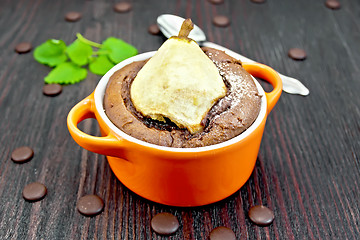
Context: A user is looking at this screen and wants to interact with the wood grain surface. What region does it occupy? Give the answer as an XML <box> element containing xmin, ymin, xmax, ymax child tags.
<box><xmin>0</xmin><ymin>0</ymin><xmax>359</xmax><ymax>239</ymax></box>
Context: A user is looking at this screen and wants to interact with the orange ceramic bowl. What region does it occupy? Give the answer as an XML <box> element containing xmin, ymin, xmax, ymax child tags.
<box><xmin>67</xmin><ymin>50</ymin><xmax>282</xmax><ymax>207</ymax></box>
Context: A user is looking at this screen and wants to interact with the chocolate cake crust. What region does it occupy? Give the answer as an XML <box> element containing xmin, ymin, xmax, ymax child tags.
<box><xmin>103</xmin><ymin>47</ymin><xmax>261</xmax><ymax>147</ymax></box>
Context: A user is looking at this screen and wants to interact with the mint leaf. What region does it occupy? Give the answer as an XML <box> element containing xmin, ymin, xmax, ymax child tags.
<box><xmin>89</xmin><ymin>55</ymin><xmax>115</xmax><ymax>75</ymax></box>
<box><xmin>44</xmin><ymin>62</ymin><xmax>87</xmax><ymax>84</ymax></box>
<box><xmin>66</xmin><ymin>39</ymin><xmax>93</xmax><ymax>66</ymax></box>
<box><xmin>33</xmin><ymin>39</ymin><xmax>67</xmax><ymax>67</ymax></box>
<box><xmin>101</xmin><ymin>37</ymin><xmax>138</xmax><ymax>64</ymax></box>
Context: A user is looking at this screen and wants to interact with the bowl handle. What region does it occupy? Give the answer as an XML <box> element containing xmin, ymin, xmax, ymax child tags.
<box><xmin>242</xmin><ymin>62</ymin><xmax>282</xmax><ymax>114</ymax></box>
<box><xmin>67</xmin><ymin>92</ymin><xmax>124</xmax><ymax>156</ymax></box>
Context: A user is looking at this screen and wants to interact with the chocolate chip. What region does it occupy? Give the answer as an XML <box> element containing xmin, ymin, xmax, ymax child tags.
<box><xmin>151</xmin><ymin>212</ymin><xmax>179</xmax><ymax>235</ymax></box>
<box><xmin>209</xmin><ymin>226</ymin><xmax>236</xmax><ymax>240</ymax></box>
<box><xmin>11</xmin><ymin>146</ymin><xmax>34</xmax><ymax>163</ymax></box>
<box><xmin>77</xmin><ymin>194</ymin><xmax>104</xmax><ymax>216</ymax></box>
<box><xmin>251</xmin><ymin>0</ymin><xmax>266</xmax><ymax>3</ymax></box>
<box><xmin>248</xmin><ymin>205</ymin><xmax>274</xmax><ymax>226</ymax></box>
<box><xmin>208</xmin><ymin>0</ymin><xmax>224</xmax><ymax>4</ymax></box>
<box><xmin>65</xmin><ymin>11</ymin><xmax>82</xmax><ymax>22</ymax></box>
<box><xmin>325</xmin><ymin>0</ymin><xmax>341</xmax><ymax>9</ymax></box>
<box><xmin>212</xmin><ymin>15</ymin><xmax>231</xmax><ymax>27</ymax></box>
<box><xmin>113</xmin><ymin>2</ymin><xmax>132</xmax><ymax>13</ymax></box>
<box><xmin>23</xmin><ymin>182</ymin><xmax>47</xmax><ymax>201</ymax></box>
<box><xmin>288</xmin><ymin>48</ymin><xmax>307</xmax><ymax>61</ymax></box>
<box><xmin>43</xmin><ymin>84</ymin><xmax>62</xmax><ymax>96</ymax></box>
<box><xmin>148</xmin><ymin>24</ymin><xmax>160</xmax><ymax>35</ymax></box>
<box><xmin>15</xmin><ymin>42</ymin><xmax>32</xmax><ymax>54</ymax></box>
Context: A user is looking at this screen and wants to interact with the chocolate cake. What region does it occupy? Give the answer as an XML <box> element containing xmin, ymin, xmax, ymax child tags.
<box><xmin>103</xmin><ymin>47</ymin><xmax>262</xmax><ymax>147</ymax></box>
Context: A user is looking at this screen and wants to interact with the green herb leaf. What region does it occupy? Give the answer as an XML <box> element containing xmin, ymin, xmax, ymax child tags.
<box><xmin>44</xmin><ymin>62</ymin><xmax>87</xmax><ymax>84</ymax></box>
<box><xmin>89</xmin><ymin>55</ymin><xmax>115</xmax><ymax>75</ymax></box>
<box><xmin>66</xmin><ymin>39</ymin><xmax>93</xmax><ymax>66</ymax></box>
<box><xmin>33</xmin><ymin>39</ymin><xmax>67</xmax><ymax>67</ymax></box>
<box><xmin>101</xmin><ymin>37</ymin><xmax>138</xmax><ymax>64</ymax></box>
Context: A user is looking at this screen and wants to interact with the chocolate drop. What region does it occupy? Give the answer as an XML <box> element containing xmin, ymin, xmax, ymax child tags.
<box><xmin>151</xmin><ymin>212</ymin><xmax>179</xmax><ymax>235</ymax></box>
<box><xmin>11</xmin><ymin>146</ymin><xmax>34</xmax><ymax>163</ymax></box>
<box><xmin>77</xmin><ymin>194</ymin><xmax>104</xmax><ymax>216</ymax></box>
<box><xmin>209</xmin><ymin>226</ymin><xmax>236</xmax><ymax>240</ymax></box>
<box><xmin>23</xmin><ymin>182</ymin><xmax>47</xmax><ymax>201</ymax></box>
<box><xmin>248</xmin><ymin>205</ymin><xmax>275</xmax><ymax>226</ymax></box>
<box><xmin>288</xmin><ymin>48</ymin><xmax>307</xmax><ymax>61</ymax></box>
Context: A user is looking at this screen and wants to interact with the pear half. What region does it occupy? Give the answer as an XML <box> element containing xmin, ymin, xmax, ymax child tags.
<box><xmin>130</xmin><ymin>20</ymin><xmax>226</xmax><ymax>134</ymax></box>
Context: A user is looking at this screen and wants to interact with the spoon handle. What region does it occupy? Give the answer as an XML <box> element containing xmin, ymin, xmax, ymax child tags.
<box><xmin>202</xmin><ymin>42</ymin><xmax>309</xmax><ymax>96</ymax></box>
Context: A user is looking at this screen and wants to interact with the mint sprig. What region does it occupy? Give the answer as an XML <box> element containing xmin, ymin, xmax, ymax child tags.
<box><xmin>34</xmin><ymin>33</ymin><xmax>138</xmax><ymax>84</ymax></box>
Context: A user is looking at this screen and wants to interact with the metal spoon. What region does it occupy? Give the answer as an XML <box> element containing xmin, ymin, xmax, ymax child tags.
<box><xmin>157</xmin><ymin>14</ymin><xmax>310</xmax><ymax>96</ymax></box>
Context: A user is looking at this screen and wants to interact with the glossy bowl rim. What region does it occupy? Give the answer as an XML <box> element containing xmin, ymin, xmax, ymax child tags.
<box><xmin>93</xmin><ymin>51</ymin><xmax>267</xmax><ymax>153</ymax></box>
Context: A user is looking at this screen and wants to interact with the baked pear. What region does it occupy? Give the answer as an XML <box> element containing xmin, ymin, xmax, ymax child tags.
<box><xmin>130</xmin><ymin>19</ymin><xmax>226</xmax><ymax>134</ymax></box>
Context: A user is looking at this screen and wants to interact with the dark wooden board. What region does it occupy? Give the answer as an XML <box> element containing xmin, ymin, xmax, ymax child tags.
<box><xmin>0</xmin><ymin>0</ymin><xmax>359</xmax><ymax>239</ymax></box>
